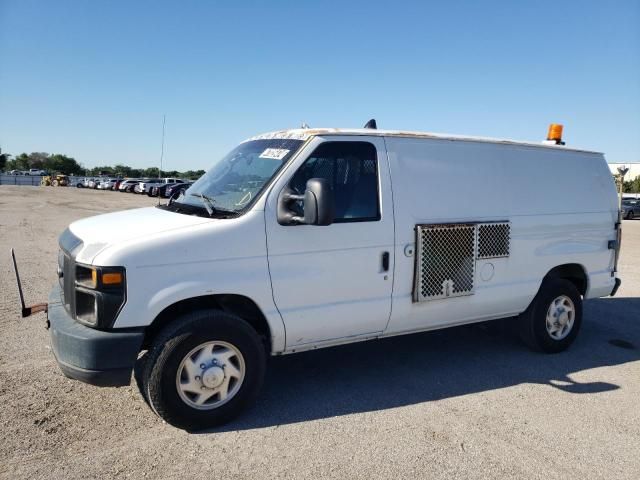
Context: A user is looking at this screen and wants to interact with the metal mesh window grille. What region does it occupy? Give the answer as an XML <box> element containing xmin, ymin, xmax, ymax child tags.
<box><xmin>414</xmin><ymin>224</ymin><xmax>477</xmax><ymax>302</ymax></box>
<box><xmin>477</xmin><ymin>222</ymin><xmax>510</xmax><ymax>259</ymax></box>
<box><xmin>413</xmin><ymin>221</ymin><xmax>511</xmax><ymax>302</ymax></box>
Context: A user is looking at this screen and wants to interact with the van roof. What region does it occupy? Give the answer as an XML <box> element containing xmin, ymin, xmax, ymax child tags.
<box><xmin>245</xmin><ymin>128</ymin><xmax>602</xmax><ymax>155</ymax></box>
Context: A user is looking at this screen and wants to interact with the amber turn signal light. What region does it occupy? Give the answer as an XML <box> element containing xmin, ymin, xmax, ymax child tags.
<box><xmin>101</xmin><ymin>272</ymin><xmax>123</xmax><ymax>285</ymax></box>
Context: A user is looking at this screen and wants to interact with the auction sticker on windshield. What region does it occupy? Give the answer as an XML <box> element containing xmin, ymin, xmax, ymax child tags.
<box><xmin>259</xmin><ymin>148</ymin><xmax>290</xmax><ymax>160</ymax></box>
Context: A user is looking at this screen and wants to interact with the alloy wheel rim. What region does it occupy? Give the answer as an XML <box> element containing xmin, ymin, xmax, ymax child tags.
<box><xmin>175</xmin><ymin>341</ymin><xmax>245</xmax><ymax>410</ymax></box>
<box><xmin>545</xmin><ymin>295</ymin><xmax>575</xmax><ymax>340</ymax></box>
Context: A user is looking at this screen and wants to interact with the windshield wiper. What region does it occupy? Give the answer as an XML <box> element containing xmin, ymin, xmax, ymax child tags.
<box><xmin>190</xmin><ymin>192</ymin><xmax>216</xmax><ymax>216</ymax></box>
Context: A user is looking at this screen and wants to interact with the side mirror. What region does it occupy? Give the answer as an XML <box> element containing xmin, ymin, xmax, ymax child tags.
<box><xmin>278</xmin><ymin>178</ymin><xmax>335</xmax><ymax>226</ymax></box>
<box><xmin>302</xmin><ymin>178</ymin><xmax>334</xmax><ymax>225</ymax></box>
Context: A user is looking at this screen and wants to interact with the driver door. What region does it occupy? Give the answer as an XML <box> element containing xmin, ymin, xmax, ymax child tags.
<box><xmin>264</xmin><ymin>136</ymin><xmax>395</xmax><ymax>349</ymax></box>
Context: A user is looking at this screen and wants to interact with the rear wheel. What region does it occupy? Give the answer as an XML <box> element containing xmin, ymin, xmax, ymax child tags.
<box><xmin>519</xmin><ymin>278</ymin><xmax>582</xmax><ymax>353</ymax></box>
<box><xmin>141</xmin><ymin>310</ymin><xmax>266</xmax><ymax>430</ymax></box>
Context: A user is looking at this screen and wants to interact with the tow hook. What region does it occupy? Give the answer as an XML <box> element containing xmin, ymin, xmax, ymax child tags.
<box><xmin>10</xmin><ymin>249</ymin><xmax>49</xmax><ymax>328</ymax></box>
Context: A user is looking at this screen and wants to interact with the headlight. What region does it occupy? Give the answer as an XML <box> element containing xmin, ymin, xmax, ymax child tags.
<box><xmin>74</xmin><ymin>264</ymin><xmax>126</xmax><ymax>328</ymax></box>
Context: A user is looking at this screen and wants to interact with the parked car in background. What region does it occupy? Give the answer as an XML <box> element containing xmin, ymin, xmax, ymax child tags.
<box><xmin>622</xmin><ymin>199</ymin><xmax>640</xmax><ymax>219</ymax></box>
<box><xmin>97</xmin><ymin>178</ymin><xmax>120</xmax><ymax>190</ymax></box>
<box><xmin>86</xmin><ymin>178</ymin><xmax>103</xmax><ymax>189</ymax></box>
<box><xmin>132</xmin><ymin>178</ymin><xmax>154</xmax><ymax>194</ymax></box>
<box><xmin>149</xmin><ymin>180</ymin><xmax>187</xmax><ymax>197</ymax></box>
<box><xmin>118</xmin><ymin>179</ymin><xmax>140</xmax><ymax>192</ymax></box>
<box><xmin>27</xmin><ymin>168</ymin><xmax>47</xmax><ymax>175</ymax></box>
<box><xmin>164</xmin><ymin>181</ymin><xmax>194</xmax><ymax>198</ymax></box>
<box><xmin>137</xmin><ymin>177</ymin><xmax>181</xmax><ymax>195</ymax></box>
<box><xmin>8</xmin><ymin>170</ymin><xmax>24</xmax><ymax>175</ymax></box>
<box><xmin>87</xmin><ymin>178</ymin><xmax>98</xmax><ymax>189</ymax></box>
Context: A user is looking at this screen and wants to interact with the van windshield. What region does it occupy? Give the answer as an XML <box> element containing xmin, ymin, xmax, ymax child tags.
<box><xmin>173</xmin><ymin>138</ymin><xmax>304</xmax><ymax>216</ymax></box>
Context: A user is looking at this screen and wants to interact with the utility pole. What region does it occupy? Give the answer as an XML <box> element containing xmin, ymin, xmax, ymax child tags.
<box><xmin>158</xmin><ymin>115</ymin><xmax>166</xmax><ymax>205</ymax></box>
<box><xmin>159</xmin><ymin>114</ymin><xmax>166</xmax><ymax>180</ymax></box>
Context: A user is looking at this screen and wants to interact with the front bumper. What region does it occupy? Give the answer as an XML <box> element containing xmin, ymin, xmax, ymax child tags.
<box><xmin>48</xmin><ymin>285</ymin><xmax>144</xmax><ymax>387</ymax></box>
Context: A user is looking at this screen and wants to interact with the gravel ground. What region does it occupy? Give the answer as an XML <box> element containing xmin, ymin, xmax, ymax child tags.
<box><xmin>1</xmin><ymin>185</ymin><xmax>639</xmax><ymax>480</ymax></box>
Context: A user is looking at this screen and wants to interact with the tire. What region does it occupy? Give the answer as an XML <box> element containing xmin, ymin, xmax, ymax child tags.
<box><xmin>629</xmin><ymin>211</ymin><xmax>635</xmax><ymax>220</ymax></box>
<box><xmin>518</xmin><ymin>278</ymin><xmax>582</xmax><ymax>353</ymax></box>
<box><xmin>52</xmin><ymin>180</ymin><xmax>59</xmax><ymax>186</ymax></box>
<box><xmin>141</xmin><ymin>310</ymin><xmax>266</xmax><ymax>431</ymax></box>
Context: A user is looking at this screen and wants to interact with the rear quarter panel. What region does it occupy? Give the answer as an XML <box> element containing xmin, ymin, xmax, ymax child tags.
<box><xmin>384</xmin><ymin>137</ymin><xmax>617</xmax><ymax>334</ymax></box>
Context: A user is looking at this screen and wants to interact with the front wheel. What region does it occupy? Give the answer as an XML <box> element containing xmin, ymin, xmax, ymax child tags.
<box><xmin>141</xmin><ymin>310</ymin><xmax>266</xmax><ymax>430</ymax></box>
<box><xmin>518</xmin><ymin>278</ymin><xmax>582</xmax><ymax>353</ymax></box>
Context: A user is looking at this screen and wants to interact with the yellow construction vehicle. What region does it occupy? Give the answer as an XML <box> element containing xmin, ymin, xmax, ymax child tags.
<box><xmin>41</xmin><ymin>174</ymin><xmax>70</xmax><ymax>187</ymax></box>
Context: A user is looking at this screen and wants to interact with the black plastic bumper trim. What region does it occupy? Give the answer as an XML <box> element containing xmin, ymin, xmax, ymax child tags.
<box><xmin>48</xmin><ymin>285</ymin><xmax>144</xmax><ymax>387</ymax></box>
<box><xmin>55</xmin><ymin>357</ymin><xmax>135</xmax><ymax>387</ymax></box>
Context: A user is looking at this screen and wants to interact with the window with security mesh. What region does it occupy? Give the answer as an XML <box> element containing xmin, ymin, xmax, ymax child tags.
<box><xmin>289</xmin><ymin>141</ymin><xmax>380</xmax><ymax>222</ymax></box>
<box><xmin>477</xmin><ymin>222</ymin><xmax>510</xmax><ymax>259</ymax></box>
<box><xmin>414</xmin><ymin>224</ymin><xmax>476</xmax><ymax>302</ymax></box>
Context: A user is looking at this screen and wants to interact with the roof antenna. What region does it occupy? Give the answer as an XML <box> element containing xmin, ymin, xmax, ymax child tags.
<box><xmin>301</xmin><ymin>122</ymin><xmax>310</xmax><ymax>129</ymax></box>
<box><xmin>158</xmin><ymin>114</ymin><xmax>166</xmax><ymax>206</ymax></box>
<box><xmin>363</xmin><ymin>118</ymin><xmax>377</xmax><ymax>129</ymax></box>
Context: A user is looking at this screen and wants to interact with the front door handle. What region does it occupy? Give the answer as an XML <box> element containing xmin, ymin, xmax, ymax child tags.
<box><xmin>381</xmin><ymin>251</ymin><xmax>390</xmax><ymax>272</ymax></box>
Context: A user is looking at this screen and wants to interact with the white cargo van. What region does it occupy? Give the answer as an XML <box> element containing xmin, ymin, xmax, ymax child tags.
<box><xmin>35</xmin><ymin>123</ymin><xmax>621</xmax><ymax>430</ymax></box>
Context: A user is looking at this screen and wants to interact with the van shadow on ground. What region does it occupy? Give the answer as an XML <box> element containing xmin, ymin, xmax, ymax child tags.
<box><xmin>204</xmin><ymin>297</ymin><xmax>640</xmax><ymax>433</ymax></box>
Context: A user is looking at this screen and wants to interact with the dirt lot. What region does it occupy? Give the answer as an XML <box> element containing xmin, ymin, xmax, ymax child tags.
<box><xmin>0</xmin><ymin>185</ymin><xmax>639</xmax><ymax>479</ymax></box>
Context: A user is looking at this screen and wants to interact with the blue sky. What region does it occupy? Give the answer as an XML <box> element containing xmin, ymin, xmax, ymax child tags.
<box><xmin>1</xmin><ymin>0</ymin><xmax>639</xmax><ymax>171</ymax></box>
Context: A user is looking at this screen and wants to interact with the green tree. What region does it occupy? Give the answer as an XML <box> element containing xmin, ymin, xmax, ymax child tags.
<box><xmin>28</xmin><ymin>152</ymin><xmax>49</xmax><ymax>169</ymax></box>
<box><xmin>113</xmin><ymin>164</ymin><xmax>132</xmax><ymax>177</ymax></box>
<box><xmin>624</xmin><ymin>176</ymin><xmax>640</xmax><ymax>193</ymax></box>
<box><xmin>143</xmin><ymin>167</ymin><xmax>160</xmax><ymax>177</ymax></box>
<box><xmin>13</xmin><ymin>153</ymin><xmax>31</xmax><ymax>170</ymax></box>
<box><xmin>0</xmin><ymin>152</ymin><xmax>9</xmax><ymax>171</ymax></box>
<box><xmin>183</xmin><ymin>169</ymin><xmax>205</xmax><ymax>179</ymax></box>
<box><xmin>45</xmin><ymin>154</ymin><xmax>83</xmax><ymax>175</ymax></box>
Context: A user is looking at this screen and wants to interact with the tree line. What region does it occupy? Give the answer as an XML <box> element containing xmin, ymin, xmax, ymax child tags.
<box><xmin>0</xmin><ymin>151</ymin><xmax>205</xmax><ymax>180</ymax></box>
<box><xmin>614</xmin><ymin>174</ymin><xmax>640</xmax><ymax>194</ymax></box>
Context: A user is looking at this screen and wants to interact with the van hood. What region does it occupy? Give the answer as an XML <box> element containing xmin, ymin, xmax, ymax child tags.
<box><xmin>65</xmin><ymin>207</ymin><xmax>212</xmax><ymax>263</ymax></box>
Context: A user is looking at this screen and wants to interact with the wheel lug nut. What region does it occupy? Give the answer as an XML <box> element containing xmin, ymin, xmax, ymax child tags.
<box><xmin>200</xmin><ymin>364</ymin><xmax>205</xmax><ymax>369</ymax></box>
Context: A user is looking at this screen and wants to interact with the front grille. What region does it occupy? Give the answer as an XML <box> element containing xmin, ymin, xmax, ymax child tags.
<box><xmin>58</xmin><ymin>228</ymin><xmax>83</xmax><ymax>318</ymax></box>
<box><xmin>61</xmin><ymin>250</ymin><xmax>76</xmax><ymax>316</ymax></box>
